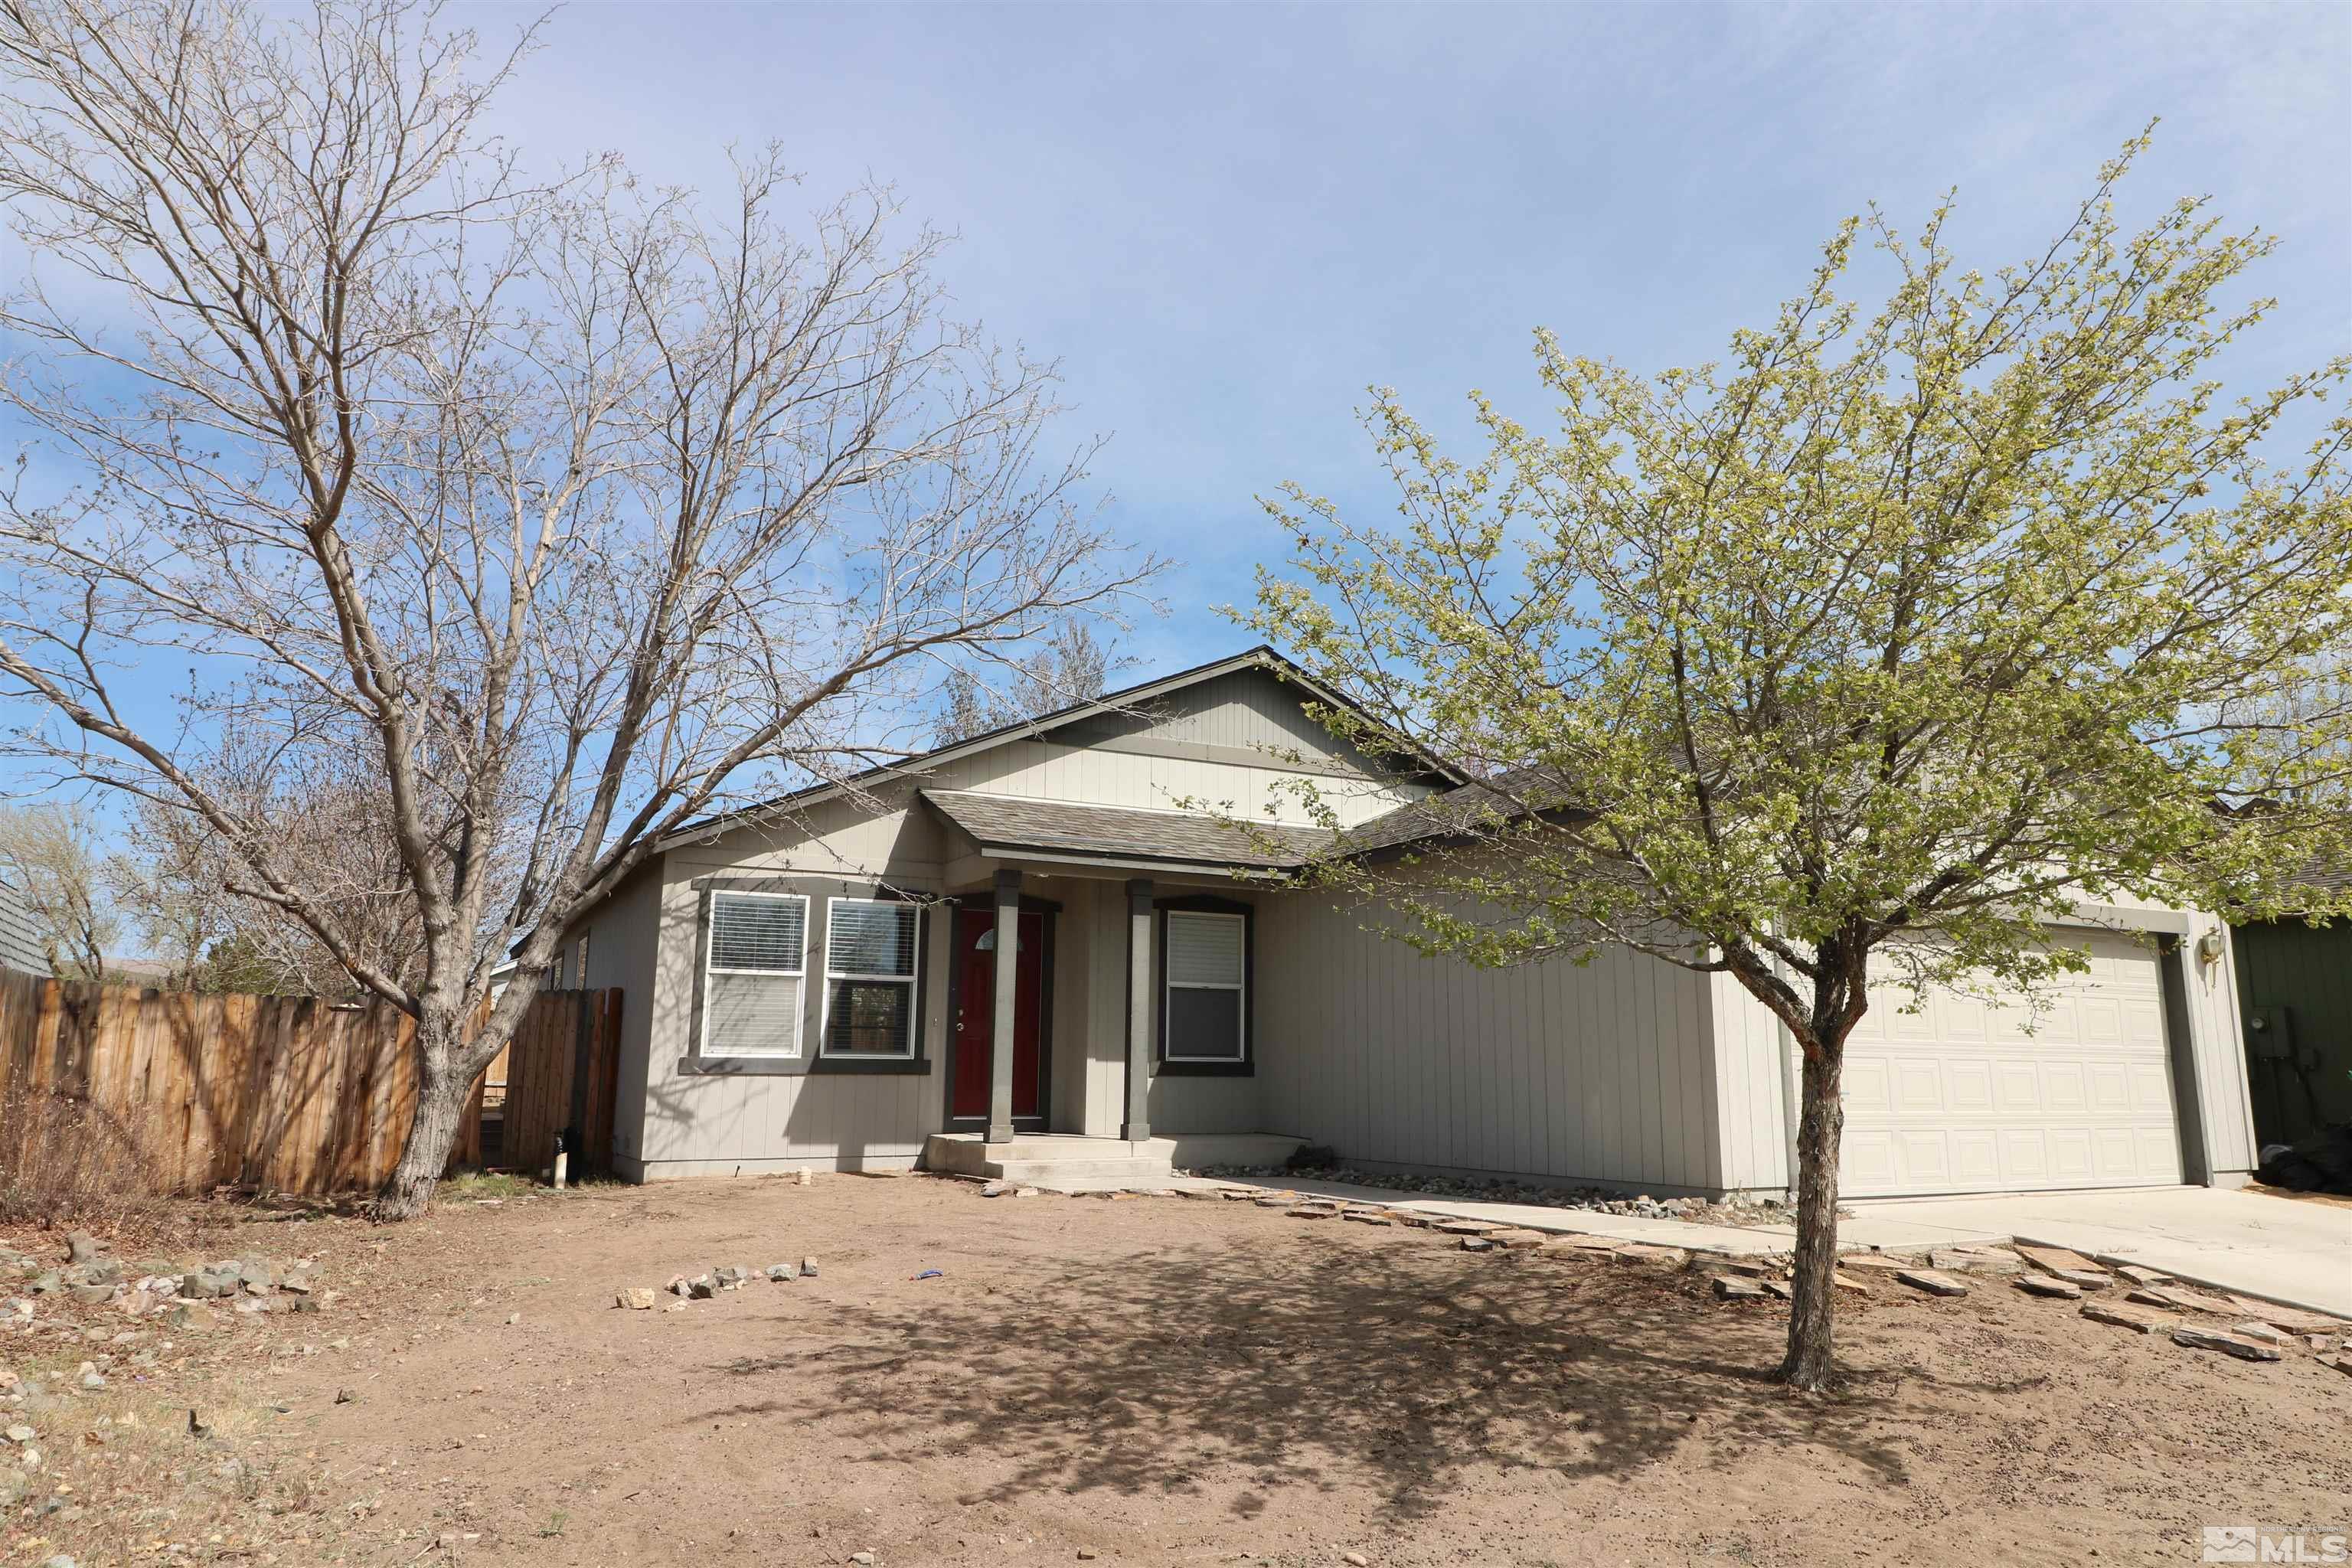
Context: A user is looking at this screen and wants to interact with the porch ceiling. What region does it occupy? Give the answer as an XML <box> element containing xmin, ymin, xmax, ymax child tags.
<box><xmin>920</xmin><ymin>788</ymin><xmax>1331</xmax><ymax>871</ymax></box>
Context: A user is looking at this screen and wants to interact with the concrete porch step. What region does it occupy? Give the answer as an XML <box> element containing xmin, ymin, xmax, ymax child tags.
<box><xmin>923</xmin><ymin>1131</ymin><xmax>1305</xmax><ymax>1185</ymax></box>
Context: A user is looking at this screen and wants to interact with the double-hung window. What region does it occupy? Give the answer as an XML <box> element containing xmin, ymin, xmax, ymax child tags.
<box><xmin>822</xmin><ymin>897</ymin><xmax>920</xmax><ymax>1058</ymax></box>
<box><xmin>702</xmin><ymin>891</ymin><xmax>808</xmax><ymax>1057</ymax></box>
<box><xmin>1163</xmin><ymin>908</ymin><xmax>1246</xmax><ymax>1063</ymax></box>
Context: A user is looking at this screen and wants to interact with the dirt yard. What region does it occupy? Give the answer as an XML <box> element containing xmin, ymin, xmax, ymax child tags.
<box><xmin>5</xmin><ymin>1174</ymin><xmax>2349</xmax><ymax>1567</ymax></box>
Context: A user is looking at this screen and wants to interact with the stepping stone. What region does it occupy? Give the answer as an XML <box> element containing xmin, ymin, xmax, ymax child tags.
<box><xmin>1932</xmin><ymin>1248</ymin><xmax>2022</xmax><ymax>1276</ymax></box>
<box><xmin>2014</xmin><ymin>1273</ymin><xmax>2082</xmax><ymax>1300</ymax></box>
<box><xmin>1839</xmin><ymin>1253</ymin><xmax>1916</xmax><ymax>1272</ymax></box>
<box><xmin>1717</xmin><ymin>1258</ymin><xmax>1777</xmax><ymax>1278</ymax></box>
<box><xmin>1219</xmin><ymin>1189</ymin><xmax>1258</xmax><ymax>1201</ymax></box>
<box><xmin>2048</xmin><ymin>1267</ymin><xmax>2111</xmax><ymax>1291</ymax></box>
<box><xmin>2082</xmin><ymin>1301</ymin><xmax>2172</xmax><ymax>1334</ymax></box>
<box><xmin>1555</xmin><ymin>1236</ymin><xmax>1625</xmax><ymax>1253</ymax></box>
<box><xmin>2321</xmin><ymin>1354</ymin><xmax>2352</xmax><ymax>1379</ymax></box>
<box><xmin>1287</xmin><ymin>1207</ymin><xmax>1337</xmax><ymax>1220</ymax></box>
<box><xmin>1486</xmin><ymin>1230</ymin><xmax>1550</xmax><ymax>1249</ymax></box>
<box><xmin>1253</xmin><ymin>1198</ymin><xmax>1293</xmax><ymax>1210</ymax></box>
<box><xmin>1760</xmin><ymin>1279</ymin><xmax>1792</xmax><ymax>1301</ymax></box>
<box><xmin>2128</xmin><ymin>1285</ymin><xmax>2236</xmax><ymax>1316</ymax></box>
<box><xmin>1389</xmin><ymin>1213</ymin><xmax>1439</xmax><ymax>1229</ymax></box>
<box><xmin>1436</xmin><ymin>1222</ymin><xmax>1496</xmax><ymax>1236</ymax></box>
<box><xmin>1609</xmin><ymin>1244</ymin><xmax>1689</xmax><ymax>1268</ymax></box>
<box><xmin>1341</xmin><ymin>1210</ymin><xmax>1394</xmax><ymax>1227</ymax></box>
<box><xmin>1832</xmin><ymin>1271</ymin><xmax>1872</xmax><ymax>1295</ymax></box>
<box><xmin>1896</xmin><ymin>1269</ymin><xmax>1969</xmax><ymax>1298</ymax></box>
<box><xmin>1712</xmin><ymin>1276</ymin><xmax>1768</xmax><ymax>1302</ymax></box>
<box><xmin>2171</xmin><ymin>1325</ymin><xmax>2282</xmax><ymax>1362</ymax></box>
<box><xmin>2014</xmin><ymin>1243</ymin><xmax>2102</xmax><ymax>1275</ymax></box>
<box><xmin>1460</xmin><ymin>1236</ymin><xmax>1497</xmax><ymax>1253</ymax></box>
<box><xmin>2117</xmin><ymin>1265</ymin><xmax>2172</xmax><ymax>1287</ymax></box>
<box><xmin>2230</xmin><ymin>1321</ymin><xmax>2294</xmax><ymax>1347</ymax></box>
<box><xmin>2242</xmin><ymin>1305</ymin><xmax>2350</xmax><ymax>1335</ymax></box>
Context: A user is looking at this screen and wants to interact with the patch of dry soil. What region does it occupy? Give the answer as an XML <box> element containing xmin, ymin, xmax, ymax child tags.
<box><xmin>9</xmin><ymin>1174</ymin><xmax>2348</xmax><ymax>1566</ymax></box>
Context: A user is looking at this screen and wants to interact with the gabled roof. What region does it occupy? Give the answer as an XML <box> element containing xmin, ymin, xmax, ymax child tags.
<box><xmin>654</xmin><ymin>644</ymin><xmax>1461</xmax><ymax>852</ymax></box>
<box><xmin>921</xmin><ymin>789</ymin><xmax>1332</xmax><ymax>871</ymax></box>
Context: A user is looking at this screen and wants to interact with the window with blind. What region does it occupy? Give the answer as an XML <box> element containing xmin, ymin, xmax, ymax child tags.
<box><xmin>701</xmin><ymin>891</ymin><xmax>807</xmax><ymax>1057</ymax></box>
<box><xmin>1164</xmin><ymin>908</ymin><xmax>1246</xmax><ymax>1062</ymax></box>
<box><xmin>822</xmin><ymin>897</ymin><xmax>920</xmax><ymax>1057</ymax></box>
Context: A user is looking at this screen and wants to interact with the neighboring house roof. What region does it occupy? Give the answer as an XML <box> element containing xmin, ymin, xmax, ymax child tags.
<box><xmin>921</xmin><ymin>789</ymin><xmax>1334</xmax><ymax>871</ymax></box>
<box><xmin>654</xmin><ymin>645</ymin><xmax>1462</xmax><ymax>853</ymax></box>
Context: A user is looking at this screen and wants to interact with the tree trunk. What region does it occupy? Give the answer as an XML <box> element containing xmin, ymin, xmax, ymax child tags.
<box><xmin>1778</xmin><ymin>1034</ymin><xmax>1845</xmax><ymax>1390</ymax></box>
<box><xmin>375</xmin><ymin>1016</ymin><xmax>472</xmax><ymax>1220</ymax></box>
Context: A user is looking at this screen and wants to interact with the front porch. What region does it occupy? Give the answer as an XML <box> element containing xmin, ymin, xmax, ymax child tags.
<box><xmin>925</xmin><ymin>789</ymin><xmax>1299</xmax><ymax>1153</ymax></box>
<box><xmin>923</xmin><ymin>1130</ymin><xmax>1306</xmax><ymax>1186</ymax></box>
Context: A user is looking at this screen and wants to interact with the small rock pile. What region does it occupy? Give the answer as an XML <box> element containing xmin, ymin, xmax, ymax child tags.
<box><xmin>616</xmin><ymin>1258</ymin><xmax>819</xmax><ymax>1310</ymax></box>
<box><xmin>1</xmin><ymin>1230</ymin><xmax>335</xmax><ymax>1334</ymax></box>
<box><xmin>1194</xmin><ymin>1164</ymin><xmax>1782</xmax><ymax>1226</ymax></box>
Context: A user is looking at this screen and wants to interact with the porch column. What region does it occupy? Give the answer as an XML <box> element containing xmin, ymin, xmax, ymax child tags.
<box><xmin>1122</xmin><ymin>877</ymin><xmax>1154</xmax><ymax>1143</ymax></box>
<box><xmin>986</xmin><ymin>867</ymin><xmax>1022</xmax><ymax>1144</ymax></box>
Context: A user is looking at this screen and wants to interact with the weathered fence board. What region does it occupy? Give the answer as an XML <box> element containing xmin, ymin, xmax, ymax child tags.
<box><xmin>0</xmin><ymin>971</ymin><xmax>619</xmax><ymax>1197</ymax></box>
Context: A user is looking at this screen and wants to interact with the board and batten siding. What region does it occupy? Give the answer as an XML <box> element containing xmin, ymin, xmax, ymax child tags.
<box><xmin>1706</xmin><ymin>908</ymin><xmax>2262</xmax><ymax>1194</ymax></box>
<box><xmin>1253</xmin><ymin>893</ymin><xmax>1724</xmax><ymax>1194</ymax></box>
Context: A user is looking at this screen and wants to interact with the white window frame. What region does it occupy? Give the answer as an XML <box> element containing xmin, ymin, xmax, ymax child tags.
<box><xmin>701</xmin><ymin>890</ymin><xmax>808</xmax><ymax>1059</ymax></box>
<box><xmin>1162</xmin><ymin>909</ymin><xmax>1247</xmax><ymax>1063</ymax></box>
<box><xmin>818</xmin><ymin>896</ymin><xmax>922</xmax><ymax>1060</ymax></box>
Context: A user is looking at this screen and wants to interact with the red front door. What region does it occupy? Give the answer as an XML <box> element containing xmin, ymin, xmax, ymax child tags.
<box><xmin>951</xmin><ymin>906</ymin><xmax>1047</xmax><ymax>1122</ymax></box>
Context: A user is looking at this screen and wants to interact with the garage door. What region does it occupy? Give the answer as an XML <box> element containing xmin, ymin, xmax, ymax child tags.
<box><xmin>1838</xmin><ymin>931</ymin><xmax>2184</xmax><ymax>1197</ymax></box>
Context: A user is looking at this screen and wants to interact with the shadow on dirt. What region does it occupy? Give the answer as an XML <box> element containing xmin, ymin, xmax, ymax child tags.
<box><xmin>693</xmin><ymin>1233</ymin><xmax>2038</xmax><ymax>1520</ymax></box>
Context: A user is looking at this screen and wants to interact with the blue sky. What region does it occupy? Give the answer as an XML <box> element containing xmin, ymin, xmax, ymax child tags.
<box><xmin>474</xmin><ymin>0</ymin><xmax>2351</xmax><ymax>678</ymax></box>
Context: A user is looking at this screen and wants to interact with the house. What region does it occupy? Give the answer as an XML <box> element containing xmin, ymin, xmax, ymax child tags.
<box><xmin>0</xmin><ymin>876</ymin><xmax>47</xmax><ymax>976</ymax></box>
<box><xmin>564</xmin><ymin>646</ymin><xmax>2263</xmax><ymax>1198</ymax></box>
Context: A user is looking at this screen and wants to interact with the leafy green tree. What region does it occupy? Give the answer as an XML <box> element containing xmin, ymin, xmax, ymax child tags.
<box><xmin>1249</xmin><ymin>140</ymin><xmax>2352</xmax><ymax>1389</ymax></box>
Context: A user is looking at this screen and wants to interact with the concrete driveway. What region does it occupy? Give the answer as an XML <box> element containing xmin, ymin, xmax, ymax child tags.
<box><xmin>1832</xmin><ymin>1187</ymin><xmax>2352</xmax><ymax>1318</ymax></box>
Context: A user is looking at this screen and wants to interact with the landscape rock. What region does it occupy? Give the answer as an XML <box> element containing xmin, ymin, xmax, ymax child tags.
<box><xmin>1288</xmin><ymin>1207</ymin><xmax>1337</xmax><ymax>1220</ymax></box>
<box><xmin>1712</xmin><ymin>1276</ymin><xmax>1767</xmax><ymax>1301</ymax></box>
<box><xmin>2171</xmin><ymin>1325</ymin><xmax>2282</xmax><ymax>1362</ymax></box>
<box><xmin>1760</xmin><ymin>1279</ymin><xmax>1792</xmax><ymax>1301</ymax></box>
<box><xmin>2014</xmin><ymin>1274</ymin><xmax>2082</xmax><ymax>1300</ymax></box>
<box><xmin>1459</xmin><ymin>1236</ymin><xmax>1495</xmax><ymax>1253</ymax></box>
<box><xmin>2047</xmin><ymin>1267</ymin><xmax>2111</xmax><ymax>1291</ymax></box>
<box><xmin>2116</xmin><ymin>1265</ymin><xmax>2171</xmax><ymax>1287</ymax></box>
<box><xmin>1610</xmin><ymin>1244</ymin><xmax>1689</xmax><ymax>1268</ymax></box>
<box><xmin>2230</xmin><ymin>1321</ymin><xmax>2293</xmax><ymax>1347</ymax></box>
<box><xmin>687</xmin><ymin>1276</ymin><xmax>717</xmax><ymax>1301</ymax></box>
<box><xmin>1838</xmin><ymin>1253</ymin><xmax>1916</xmax><ymax>1272</ymax></box>
<box><xmin>2014</xmin><ymin>1243</ymin><xmax>2101</xmax><ymax>1275</ymax></box>
<box><xmin>1341</xmin><ymin>1210</ymin><xmax>1394</xmax><ymax>1227</ymax></box>
<box><xmin>616</xmin><ymin>1289</ymin><xmax>656</xmax><ymax>1311</ymax></box>
<box><xmin>2081</xmin><ymin>1301</ymin><xmax>2174</xmax><ymax>1334</ymax></box>
<box><xmin>766</xmin><ymin>1264</ymin><xmax>795</xmax><ymax>1282</ymax></box>
<box><xmin>1895</xmin><ymin>1269</ymin><xmax>1968</xmax><ymax>1298</ymax></box>
<box><xmin>2320</xmin><ymin>1354</ymin><xmax>2352</xmax><ymax>1378</ymax></box>
<box><xmin>799</xmin><ymin>1259</ymin><xmax>818</xmax><ymax>1279</ymax></box>
<box><xmin>2127</xmin><ymin>1285</ymin><xmax>2237</xmax><ymax>1316</ymax></box>
<box><xmin>64</xmin><ymin>1234</ymin><xmax>103</xmax><ymax>1266</ymax></box>
<box><xmin>1931</xmin><ymin>1248</ymin><xmax>2022</xmax><ymax>1276</ymax></box>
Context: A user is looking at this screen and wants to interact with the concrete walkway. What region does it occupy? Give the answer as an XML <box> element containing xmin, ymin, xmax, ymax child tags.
<box><xmin>1821</xmin><ymin>1187</ymin><xmax>2352</xmax><ymax>1317</ymax></box>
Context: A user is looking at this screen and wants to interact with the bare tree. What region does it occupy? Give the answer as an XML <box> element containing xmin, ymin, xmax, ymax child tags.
<box><xmin>932</xmin><ymin>619</ymin><xmax>1135</xmax><ymax>743</ymax></box>
<box><xmin>119</xmin><ymin>729</ymin><xmax>441</xmax><ymax>996</ymax></box>
<box><xmin>0</xmin><ymin>0</ymin><xmax>1159</xmax><ymax>1216</ymax></box>
<box><xmin>0</xmin><ymin>800</ymin><xmax>117</xmax><ymax>978</ymax></box>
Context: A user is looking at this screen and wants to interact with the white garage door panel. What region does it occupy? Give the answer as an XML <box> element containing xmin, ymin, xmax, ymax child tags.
<box><xmin>1838</xmin><ymin>931</ymin><xmax>2184</xmax><ymax>1197</ymax></box>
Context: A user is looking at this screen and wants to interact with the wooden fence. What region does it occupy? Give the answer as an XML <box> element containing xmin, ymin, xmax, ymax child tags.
<box><xmin>0</xmin><ymin>970</ymin><xmax>622</xmax><ymax>1197</ymax></box>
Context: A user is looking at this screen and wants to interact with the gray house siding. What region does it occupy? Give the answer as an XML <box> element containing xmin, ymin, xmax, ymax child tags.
<box><xmin>0</xmin><ymin>880</ymin><xmax>48</xmax><ymax>975</ymax></box>
<box><xmin>1253</xmin><ymin>893</ymin><xmax>1723</xmax><ymax>1195</ymax></box>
